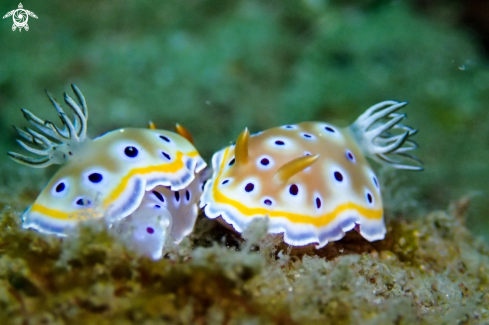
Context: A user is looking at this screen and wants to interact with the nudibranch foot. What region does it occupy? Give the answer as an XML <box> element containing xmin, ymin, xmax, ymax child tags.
<box><xmin>111</xmin><ymin>170</ymin><xmax>204</xmax><ymax>259</ymax></box>
<box><xmin>200</xmin><ymin>101</ymin><xmax>421</xmax><ymax>249</ymax></box>
<box><xmin>112</xmin><ymin>195</ymin><xmax>172</xmax><ymax>260</ymax></box>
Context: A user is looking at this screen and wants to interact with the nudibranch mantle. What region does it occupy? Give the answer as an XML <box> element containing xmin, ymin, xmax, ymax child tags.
<box><xmin>23</xmin><ymin>127</ymin><xmax>205</xmax><ymax>232</ymax></box>
<box><xmin>9</xmin><ymin>85</ymin><xmax>206</xmax><ymax>259</ymax></box>
<box><xmin>200</xmin><ymin>101</ymin><xmax>422</xmax><ymax>248</ymax></box>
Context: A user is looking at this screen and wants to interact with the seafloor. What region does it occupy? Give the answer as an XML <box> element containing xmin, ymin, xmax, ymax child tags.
<box><xmin>0</xmin><ymin>194</ymin><xmax>487</xmax><ymax>324</ymax></box>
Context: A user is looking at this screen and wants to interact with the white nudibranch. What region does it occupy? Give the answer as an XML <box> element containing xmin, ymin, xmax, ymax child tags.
<box><xmin>9</xmin><ymin>85</ymin><xmax>207</xmax><ymax>259</ymax></box>
<box><xmin>200</xmin><ymin>101</ymin><xmax>422</xmax><ymax>248</ymax></box>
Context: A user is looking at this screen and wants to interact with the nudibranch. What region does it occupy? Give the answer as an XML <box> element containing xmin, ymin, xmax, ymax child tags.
<box><xmin>200</xmin><ymin>101</ymin><xmax>422</xmax><ymax>248</ymax></box>
<box><xmin>8</xmin><ymin>85</ymin><xmax>206</xmax><ymax>259</ymax></box>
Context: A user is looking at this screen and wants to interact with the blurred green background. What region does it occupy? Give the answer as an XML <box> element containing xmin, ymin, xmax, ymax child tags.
<box><xmin>0</xmin><ymin>0</ymin><xmax>488</xmax><ymax>240</ymax></box>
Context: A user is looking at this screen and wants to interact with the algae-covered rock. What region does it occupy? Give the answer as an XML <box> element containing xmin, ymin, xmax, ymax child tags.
<box><xmin>0</xmin><ymin>197</ymin><xmax>487</xmax><ymax>324</ymax></box>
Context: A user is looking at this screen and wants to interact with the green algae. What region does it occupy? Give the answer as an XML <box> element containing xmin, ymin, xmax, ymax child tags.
<box><xmin>0</xmin><ymin>197</ymin><xmax>487</xmax><ymax>324</ymax></box>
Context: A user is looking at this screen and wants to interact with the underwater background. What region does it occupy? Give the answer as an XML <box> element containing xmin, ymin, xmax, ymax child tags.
<box><xmin>1</xmin><ymin>0</ymin><xmax>489</xmax><ymax>239</ymax></box>
<box><xmin>0</xmin><ymin>0</ymin><xmax>488</xmax><ymax>324</ymax></box>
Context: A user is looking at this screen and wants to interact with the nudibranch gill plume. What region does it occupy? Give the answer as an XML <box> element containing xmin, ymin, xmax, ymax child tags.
<box><xmin>200</xmin><ymin>101</ymin><xmax>422</xmax><ymax>248</ymax></box>
<box><xmin>8</xmin><ymin>85</ymin><xmax>206</xmax><ymax>259</ymax></box>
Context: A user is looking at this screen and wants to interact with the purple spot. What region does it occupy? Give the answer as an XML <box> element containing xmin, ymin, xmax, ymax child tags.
<box><xmin>146</xmin><ymin>227</ymin><xmax>154</xmax><ymax>234</ymax></box>
<box><xmin>325</xmin><ymin>126</ymin><xmax>335</xmax><ymax>133</ymax></box>
<box><xmin>245</xmin><ymin>183</ymin><xmax>254</xmax><ymax>192</ymax></box>
<box><xmin>124</xmin><ymin>146</ymin><xmax>138</xmax><ymax>157</ymax></box>
<box><xmin>153</xmin><ymin>191</ymin><xmax>165</xmax><ymax>202</ymax></box>
<box><xmin>76</xmin><ymin>198</ymin><xmax>90</xmax><ymax>206</ymax></box>
<box><xmin>161</xmin><ymin>151</ymin><xmax>171</xmax><ymax>160</ymax></box>
<box><xmin>260</xmin><ymin>158</ymin><xmax>269</xmax><ymax>166</ymax></box>
<box><xmin>289</xmin><ymin>184</ymin><xmax>298</xmax><ymax>195</ymax></box>
<box><xmin>316</xmin><ymin>197</ymin><xmax>322</xmax><ymax>209</ymax></box>
<box><xmin>373</xmin><ymin>177</ymin><xmax>379</xmax><ymax>188</ymax></box>
<box><xmin>222</xmin><ymin>179</ymin><xmax>229</xmax><ymax>185</ymax></box>
<box><xmin>175</xmin><ymin>191</ymin><xmax>180</xmax><ymax>202</ymax></box>
<box><xmin>55</xmin><ymin>182</ymin><xmax>65</xmax><ymax>192</ymax></box>
<box><xmin>88</xmin><ymin>173</ymin><xmax>103</xmax><ymax>183</ymax></box>
<box><xmin>367</xmin><ymin>193</ymin><xmax>373</xmax><ymax>203</ymax></box>
<box><xmin>186</xmin><ymin>190</ymin><xmax>190</xmax><ymax>201</ymax></box>
<box><xmin>302</xmin><ymin>133</ymin><xmax>312</xmax><ymax>138</ymax></box>
<box><xmin>275</xmin><ymin>140</ymin><xmax>285</xmax><ymax>146</ymax></box>
<box><xmin>334</xmin><ymin>171</ymin><xmax>343</xmax><ymax>182</ymax></box>
<box><xmin>228</xmin><ymin>158</ymin><xmax>235</xmax><ymax>166</ymax></box>
<box><xmin>159</xmin><ymin>135</ymin><xmax>170</xmax><ymax>142</ymax></box>
<box><xmin>264</xmin><ymin>199</ymin><xmax>272</xmax><ymax>205</ymax></box>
